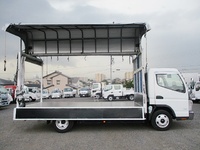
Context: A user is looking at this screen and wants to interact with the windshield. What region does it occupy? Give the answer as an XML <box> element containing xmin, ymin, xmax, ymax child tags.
<box><xmin>64</xmin><ymin>88</ymin><xmax>72</xmax><ymax>92</ymax></box>
<box><xmin>43</xmin><ymin>90</ymin><xmax>48</xmax><ymax>94</ymax></box>
<box><xmin>52</xmin><ymin>90</ymin><xmax>61</xmax><ymax>93</ymax></box>
<box><xmin>80</xmin><ymin>88</ymin><xmax>89</xmax><ymax>91</ymax></box>
<box><xmin>104</xmin><ymin>85</ymin><xmax>112</xmax><ymax>92</ymax></box>
<box><xmin>92</xmin><ymin>84</ymin><xmax>99</xmax><ymax>89</ymax></box>
<box><xmin>0</xmin><ymin>86</ymin><xmax>8</xmax><ymax>94</ymax></box>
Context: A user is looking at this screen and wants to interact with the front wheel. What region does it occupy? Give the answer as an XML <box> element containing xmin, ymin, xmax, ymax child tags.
<box><xmin>151</xmin><ymin>110</ymin><xmax>172</xmax><ymax>131</ymax></box>
<box><xmin>107</xmin><ymin>95</ymin><xmax>114</xmax><ymax>101</ymax></box>
<box><xmin>53</xmin><ymin>120</ymin><xmax>74</xmax><ymax>133</ymax></box>
<box><xmin>128</xmin><ymin>94</ymin><xmax>134</xmax><ymax>101</ymax></box>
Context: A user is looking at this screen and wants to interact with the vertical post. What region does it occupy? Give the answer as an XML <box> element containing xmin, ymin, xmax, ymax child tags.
<box><xmin>40</xmin><ymin>64</ymin><xmax>43</xmax><ymax>102</ymax></box>
<box><xmin>17</xmin><ymin>39</ymin><xmax>23</xmax><ymax>91</ymax></box>
<box><xmin>16</xmin><ymin>39</ymin><xmax>23</xmax><ymax>107</ymax></box>
<box><xmin>110</xmin><ymin>56</ymin><xmax>112</xmax><ymax>83</ymax></box>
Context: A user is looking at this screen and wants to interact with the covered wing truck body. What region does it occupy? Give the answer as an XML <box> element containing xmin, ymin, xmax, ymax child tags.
<box><xmin>6</xmin><ymin>23</ymin><xmax>148</xmax><ymax>57</ymax></box>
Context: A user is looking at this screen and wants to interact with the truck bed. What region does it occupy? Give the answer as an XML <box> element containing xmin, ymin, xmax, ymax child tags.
<box><xmin>14</xmin><ymin>100</ymin><xmax>145</xmax><ymax>120</ymax></box>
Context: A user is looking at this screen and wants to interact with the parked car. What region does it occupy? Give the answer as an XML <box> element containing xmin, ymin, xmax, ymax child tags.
<box><xmin>42</xmin><ymin>90</ymin><xmax>49</xmax><ymax>99</ymax></box>
<box><xmin>51</xmin><ymin>89</ymin><xmax>62</xmax><ymax>99</ymax></box>
<box><xmin>4</xmin><ymin>85</ymin><xmax>17</xmax><ymax>100</ymax></box>
<box><xmin>79</xmin><ymin>87</ymin><xmax>91</xmax><ymax>97</ymax></box>
<box><xmin>0</xmin><ymin>86</ymin><xmax>9</xmax><ymax>107</ymax></box>
<box><xmin>63</xmin><ymin>88</ymin><xmax>73</xmax><ymax>98</ymax></box>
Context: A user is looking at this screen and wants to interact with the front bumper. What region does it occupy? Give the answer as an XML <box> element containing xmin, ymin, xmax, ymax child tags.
<box><xmin>189</xmin><ymin>110</ymin><xmax>194</xmax><ymax>120</ymax></box>
<box><xmin>0</xmin><ymin>101</ymin><xmax>9</xmax><ymax>107</ymax></box>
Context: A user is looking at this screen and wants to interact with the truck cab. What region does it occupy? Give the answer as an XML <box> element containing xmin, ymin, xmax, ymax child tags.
<box><xmin>91</xmin><ymin>82</ymin><xmax>106</xmax><ymax>98</ymax></box>
<box><xmin>147</xmin><ymin>68</ymin><xmax>194</xmax><ymax>126</ymax></box>
<box><xmin>16</xmin><ymin>86</ymin><xmax>39</xmax><ymax>102</ymax></box>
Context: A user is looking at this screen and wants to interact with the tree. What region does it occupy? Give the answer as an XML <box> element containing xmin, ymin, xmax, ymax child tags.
<box><xmin>124</xmin><ymin>80</ymin><xmax>134</xmax><ymax>88</ymax></box>
<box><xmin>101</xmin><ymin>79</ymin><xmax>109</xmax><ymax>85</ymax></box>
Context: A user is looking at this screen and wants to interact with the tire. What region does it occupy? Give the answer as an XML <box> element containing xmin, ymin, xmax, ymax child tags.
<box><xmin>107</xmin><ymin>95</ymin><xmax>114</xmax><ymax>101</ymax></box>
<box><xmin>128</xmin><ymin>94</ymin><xmax>134</xmax><ymax>101</ymax></box>
<box><xmin>151</xmin><ymin>110</ymin><xmax>172</xmax><ymax>131</ymax></box>
<box><xmin>95</xmin><ymin>94</ymin><xmax>100</xmax><ymax>99</ymax></box>
<box><xmin>53</xmin><ymin>120</ymin><xmax>74</xmax><ymax>133</ymax></box>
<box><xmin>30</xmin><ymin>97</ymin><xmax>36</xmax><ymax>102</ymax></box>
<box><xmin>18</xmin><ymin>99</ymin><xmax>26</xmax><ymax>107</ymax></box>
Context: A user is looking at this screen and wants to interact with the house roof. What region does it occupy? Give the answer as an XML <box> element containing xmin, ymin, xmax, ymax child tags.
<box><xmin>25</xmin><ymin>84</ymin><xmax>41</xmax><ymax>88</ymax></box>
<box><xmin>43</xmin><ymin>70</ymin><xmax>71</xmax><ymax>79</ymax></box>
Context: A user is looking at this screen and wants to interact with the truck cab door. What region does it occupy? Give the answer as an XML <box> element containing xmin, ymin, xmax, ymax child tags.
<box><xmin>152</xmin><ymin>72</ymin><xmax>189</xmax><ymax>117</ymax></box>
<box><xmin>113</xmin><ymin>85</ymin><xmax>123</xmax><ymax>97</ymax></box>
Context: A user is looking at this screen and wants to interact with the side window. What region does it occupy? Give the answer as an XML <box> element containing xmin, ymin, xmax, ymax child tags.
<box><xmin>114</xmin><ymin>85</ymin><xmax>121</xmax><ymax>90</ymax></box>
<box><xmin>156</xmin><ymin>74</ymin><xmax>185</xmax><ymax>93</ymax></box>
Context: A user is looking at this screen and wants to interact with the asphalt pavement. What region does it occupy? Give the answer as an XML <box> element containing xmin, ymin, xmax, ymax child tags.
<box><xmin>0</xmin><ymin>98</ymin><xmax>200</xmax><ymax>150</ymax></box>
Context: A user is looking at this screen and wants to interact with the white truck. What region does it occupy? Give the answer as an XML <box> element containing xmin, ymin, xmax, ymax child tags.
<box><xmin>16</xmin><ymin>86</ymin><xmax>40</xmax><ymax>102</ymax></box>
<box><xmin>189</xmin><ymin>81</ymin><xmax>200</xmax><ymax>102</ymax></box>
<box><xmin>103</xmin><ymin>84</ymin><xmax>134</xmax><ymax>101</ymax></box>
<box><xmin>6</xmin><ymin>23</ymin><xmax>194</xmax><ymax>133</ymax></box>
<box><xmin>91</xmin><ymin>82</ymin><xmax>106</xmax><ymax>98</ymax></box>
<box><xmin>62</xmin><ymin>87</ymin><xmax>74</xmax><ymax>98</ymax></box>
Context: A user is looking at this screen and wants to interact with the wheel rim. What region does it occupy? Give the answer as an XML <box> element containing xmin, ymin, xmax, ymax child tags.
<box><xmin>129</xmin><ymin>95</ymin><xmax>134</xmax><ymax>100</ymax></box>
<box><xmin>155</xmin><ymin>114</ymin><xmax>169</xmax><ymax>128</ymax></box>
<box><xmin>108</xmin><ymin>96</ymin><xmax>113</xmax><ymax>101</ymax></box>
<box><xmin>96</xmin><ymin>95</ymin><xmax>100</xmax><ymax>99</ymax></box>
<box><xmin>55</xmin><ymin>120</ymin><xmax>69</xmax><ymax>130</ymax></box>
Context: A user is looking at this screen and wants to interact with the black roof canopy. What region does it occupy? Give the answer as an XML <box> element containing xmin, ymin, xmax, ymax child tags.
<box><xmin>6</xmin><ymin>23</ymin><xmax>148</xmax><ymax>57</ymax></box>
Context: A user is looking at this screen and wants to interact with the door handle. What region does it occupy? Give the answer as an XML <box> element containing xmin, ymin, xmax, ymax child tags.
<box><xmin>156</xmin><ymin>95</ymin><xmax>164</xmax><ymax>99</ymax></box>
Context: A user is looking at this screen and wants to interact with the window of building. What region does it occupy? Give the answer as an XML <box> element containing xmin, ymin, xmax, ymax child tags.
<box><xmin>56</xmin><ymin>80</ymin><xmax>60</xmax><ymax>85</ymax></box>
<box><xmin>47</xmin><ymin>80</ymin><xmax>51</xmax><ymax>85</ymax></box>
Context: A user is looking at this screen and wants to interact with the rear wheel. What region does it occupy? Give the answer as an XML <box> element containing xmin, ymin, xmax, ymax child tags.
<box><xmin>151</xmin><ymin>110</ymin><xmax>172</xmax><ymax>131</ymax></box>
<box><xmin>53</xmin><ymin>120</ymin><xmax>74</xmax><ymax>133</ymax></box>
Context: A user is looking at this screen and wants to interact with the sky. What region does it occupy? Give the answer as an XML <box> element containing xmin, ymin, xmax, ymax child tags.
<box><xmin>0</xmin><ymin>0</ymin><xmax>200</xmax><ymax>81</ymax></box>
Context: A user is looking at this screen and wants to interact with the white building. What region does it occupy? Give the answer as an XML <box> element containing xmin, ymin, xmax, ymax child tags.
<box><xmin>125</xmin><ymin>71</ymin><xmax>133</xmax><ymax>80</ymax></box>
<box><xmin>95</xmin><ymin>73</ymin><xmax>106</xmax><ymax>82</ymax></box>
